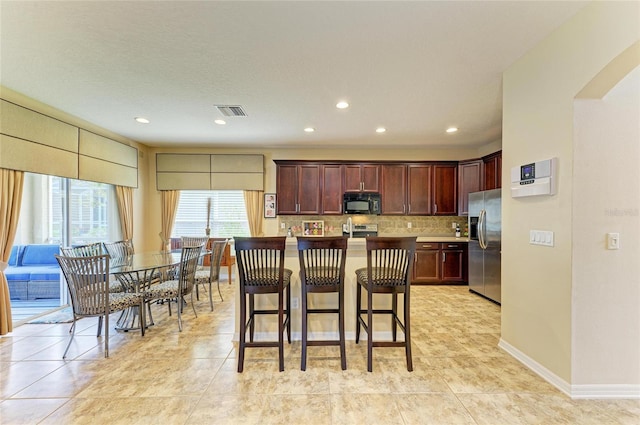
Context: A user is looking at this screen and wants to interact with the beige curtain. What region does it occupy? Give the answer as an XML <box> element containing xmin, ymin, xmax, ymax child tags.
<box><xmin>243</xmin><ymin>190</ymin><xmax>264</xmax><ymax>237</ymax></box>
<box><xmin>0</xmin><ymin>169</ymin><xmax>24</xmax><ymax>335</ymax></box>
<box><xmin>159</xmin><ymin>190</ymin><xmax>180</xmax><ymax>250</ymax></box>
<box><xmin>115</xmin><ymin>186</ymin><xmax>134</xmax><ymax>241</ymax></box>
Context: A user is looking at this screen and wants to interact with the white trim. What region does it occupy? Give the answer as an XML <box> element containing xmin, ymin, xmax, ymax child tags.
<box><xmin>571</xmin><ymin>384</ymin><xmax>640</xmax><ymax>399</ymax></box>
<box><xmin>499</xmin><ymin>338</ymin><xmax>640</xmax><ymax>399</ymax></box>
<box><xmin>499</xmin><ymin>338</ymin><xmax>572</xmax><ymax>397</ymax></box>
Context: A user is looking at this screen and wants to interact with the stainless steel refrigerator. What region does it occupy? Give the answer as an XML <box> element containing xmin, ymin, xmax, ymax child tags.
<box><xmin>468</xmin><ymin>189</ymin><xmax>501</xmax><ymax>304</ymax></box>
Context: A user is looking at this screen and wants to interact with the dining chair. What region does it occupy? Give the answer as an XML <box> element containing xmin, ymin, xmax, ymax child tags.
<box><xmin>235</xmin><ymin>236</ymin><xmax>291</xmax><ymax>372</ymax></box>
<box><xmin>144</xmin><ymin>244</ymin><xmax>203</xmax><ymax>332</ymax></box>
<box><xmin>181</xmin><ymin>236</ymin><xmax>210</xmax><ymax>249</ymax></box>
<box><xmin>180</xmin><ymin>235</ymin><xmax>210</xmax><ymax>281</ymax></box>
<box><xmin>297</xmin><ymin>236</ymin><xmax>348</xmax><ymax>371</ymax></box>
<box><xmin>194</xmin><ymin>238</ymin><xmax>228</xmax><ymax>310</ymax></box>
<box><xmin>355</xmin><ymin>236</ymin><xmax>417</xmax><ymax>372</ymax></box>
<box><xmin>103</xmin><ymin>240</ymin><xmax>135</xmax><ymax>258</ymax></box>
<box><xmin>55</xmin><ymin>254</ymin><xmax>145</xmax><ymax>358</ymax></box>
<box><xmin>61</xmin><ymin>243</ymin><xmax>124</xmax><ymax>293</ymax></box>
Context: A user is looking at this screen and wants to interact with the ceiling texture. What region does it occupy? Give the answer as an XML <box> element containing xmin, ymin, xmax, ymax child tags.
<box><xmin>0</xmin><ymin>1</ymin><xmax>587</xmax><ymax>149</ymax></box>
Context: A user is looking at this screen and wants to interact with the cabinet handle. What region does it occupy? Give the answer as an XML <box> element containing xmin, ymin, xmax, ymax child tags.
<box><xmin>442</xmin><ymin>252</ymin><xmax>446</xmax><ymax>262</ymax></box>
<box><xmin>447</xmin><ymin>244</ymin><xmax>456</xmax><ymax>248</ymax></box>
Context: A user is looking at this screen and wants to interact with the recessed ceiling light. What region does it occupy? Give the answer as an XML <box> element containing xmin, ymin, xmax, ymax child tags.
<box><xmin>376</xmin><ymin>127</ymin><xmax>386</xmax><ymax>133</ymax></box>
<box><xmin>134</xmin><ymin>117</ymin><xmax>150</xmax><ymax>124</ymax></box>
<box><xmin>214</xmin><ymin>119</ymin><xmax>226</xmax><ymax>125</ymax></box>
<box><xmin>446</xmin><ymin>127</ymin><xmax>458</xmax><ymax>133</ymax></box>
<box><xmin>304</xmin><ymin>127</ymin><xmax>315</xmax><ymax>133</ymax></box>
<box><xmin>336</xmin><ymin>101</ymin><xmax>349</xmax><ymax>109</ymax></box>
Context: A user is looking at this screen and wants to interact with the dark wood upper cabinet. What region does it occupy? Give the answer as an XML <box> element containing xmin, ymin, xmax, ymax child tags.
<box><xmin>276</xmin><ymin>159</ymin><xmax>463</xmax><ymax>217</ymax></box>
<box><xmin>275</xmin><ymin>163</ymin><xmax>320</xmax><ymax>215</ymax></box>
<box><xmin>344</xmin><ymin>164</ymin><xmax>380</xmax><ymax>192</ymax></box>
<box><xmin>458</xmin><ymin>159</ymin><xmax>482</xmax><ymax>215</ymax></box>
<box><xmin>321</xmin><ymin>164</ymin><xmax>343</xmax><ymax>215</ymax></box>
<box><xmin>432</xmin><ymin>164</ymin><xmax>457</xmax><ymax>215</ymax></box>
<box><xmin>483</xmin><ymin>151</ymin><xmax>502</xmax><ymax>190</ymax></box>
<box><xmin>275</xmin><ymin>164</ymin><xmax>299</xmax><ymax>215</ymax></box>
<box><xmin>407</xmin><ymin>164</ymin><xmax>432</xmax><ymax>215</ymax></box>
<box><xmin>381</xmin><ymin>163</ymin><xmax>453</xmax><ymax>216</ymax></box>
<box><xmin>381</xmin><ymin>164</ymin><xmax>407</xmax><ymax>214</ymax></box>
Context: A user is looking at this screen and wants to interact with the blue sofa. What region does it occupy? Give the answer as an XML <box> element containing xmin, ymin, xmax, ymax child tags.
<box><xmin>5</xmin><ymin>245</ymin><xmax>61</xmax><ymax>300</ymax></box>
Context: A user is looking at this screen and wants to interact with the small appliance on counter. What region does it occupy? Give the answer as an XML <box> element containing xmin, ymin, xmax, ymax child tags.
<box><xmin>342</xmin><ymin>223</ymin><xmax>378</xmax><ymax>238</ymax></box>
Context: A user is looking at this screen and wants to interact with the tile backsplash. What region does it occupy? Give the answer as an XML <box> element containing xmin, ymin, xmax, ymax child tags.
<box><xmin>277</xmin><ymin>215</ymin><xmax>468</xmax><ymax>237</ymax></box>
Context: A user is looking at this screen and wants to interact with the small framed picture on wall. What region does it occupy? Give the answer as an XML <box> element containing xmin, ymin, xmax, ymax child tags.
<box><xmin>302</xmin><ymin>220</ymin><xmax>324</xmax><ymax>237</ymax></box>
<box><xmin>264</xmin><ymin>193</ymin><xmax>276</xmax><ymax>218</ymax></box>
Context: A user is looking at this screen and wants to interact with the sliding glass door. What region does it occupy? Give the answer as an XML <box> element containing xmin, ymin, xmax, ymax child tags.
<box><xmin>11</xmin><ymin>173</ymin><xmax>121</xmax><ymax>321</ymax></box>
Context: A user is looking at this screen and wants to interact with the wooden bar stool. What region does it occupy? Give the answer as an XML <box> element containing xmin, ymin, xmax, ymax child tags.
<box><xmin>355</xmin><ymin>236</ymin><xmax>417</xmax><ymax>372</ymax></box>
<box><xmin>235</xmin><ymin>236</ymin><xmax>292</xmax><ymax>372</ymax></box>
<box><xmin>297</xmin><ymin>236</ymin><xmax>348</xmax><ymax>371</ymax></box>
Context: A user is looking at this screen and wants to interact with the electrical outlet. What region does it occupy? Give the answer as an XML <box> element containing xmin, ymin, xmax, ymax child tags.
<box><xmin>280</xmin><ymin>223</ymin><xmax>286</xmax><ymax>229</ymax></box>
<box><xmin>407</xmin><ymin>222</ymin><xmax>412</xmax><ymax>229</ymax></box>
<box><xmin>291</xmin><ymin>297</ymin><xmax>299</xmax><ymax>309</ymax></box>
<box><xmin>452</xmin><ymin>222</ymin><xmax>457</xmax><ymax>229</ymax></box>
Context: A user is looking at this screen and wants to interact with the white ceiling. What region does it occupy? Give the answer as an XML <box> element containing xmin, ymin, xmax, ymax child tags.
<box><xmin>0</xmin><ymin>1</ymin><xmax>587</xmax><ymax>149</ymax></box>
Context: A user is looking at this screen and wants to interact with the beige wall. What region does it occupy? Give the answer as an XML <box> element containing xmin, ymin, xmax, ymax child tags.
<box><xmin>501</xmin><ymin>0</ymin><xmax>640</xmax><ymax>389</ymax></box>
<box><xmin>572</xmin><ymin>67</ymin><xmax>640</xmax><ymax>386</ymax></box>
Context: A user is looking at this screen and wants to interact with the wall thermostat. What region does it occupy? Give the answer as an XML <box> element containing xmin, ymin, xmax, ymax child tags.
<box><xmin>510</xmin><ymin>157</ymin><xmax>557</xmax><ymax>198</ymax></box>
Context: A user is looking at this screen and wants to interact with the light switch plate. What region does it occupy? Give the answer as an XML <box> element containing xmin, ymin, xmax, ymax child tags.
<box><xmin>530</xmin><ymin>230</ymin><xmax>554</xmax><ymax>247</ymax></box>
<box><xmin>607</xmin><ymin>232</ymin><xmax>620</xmax><ymax>250</ymax></box>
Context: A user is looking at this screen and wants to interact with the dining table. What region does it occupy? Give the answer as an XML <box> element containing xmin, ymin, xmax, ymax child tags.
<box><xmin>109</xmin><ymin>250</ymin><xmax>183</xmax><ymax>332</ymax></box>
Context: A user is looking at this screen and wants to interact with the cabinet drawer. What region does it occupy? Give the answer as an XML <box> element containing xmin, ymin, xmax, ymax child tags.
<box><xmin>442</xmin><ymin>243</ymin><xmax>464</xmax><ymax>249</ymax></box>
<box><xmin>417</xmin><ymin>243</ymin><xmax>439</xmax><ymax>250</ymax></box>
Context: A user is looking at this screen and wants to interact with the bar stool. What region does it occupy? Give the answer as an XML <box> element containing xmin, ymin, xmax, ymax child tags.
<box><xmin>355</xmin><ymin>236</ymin><xmax>417</xmax><ymax>372</ymax></box>
<box><xmin>297</xmin><ymin>236</ymin><xmax>348</xmax><ymax>371</ymax></box>
<box><xmin>235</xmin><ymin>236</ymin><xmax>292</xmax><ymax>372</ymax></box>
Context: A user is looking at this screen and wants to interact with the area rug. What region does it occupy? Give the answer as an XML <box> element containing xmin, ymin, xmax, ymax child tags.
<box><xmin>27</xmin><ymin>306</ymin><xmax>74</xmax><ymax>324</ymax></box>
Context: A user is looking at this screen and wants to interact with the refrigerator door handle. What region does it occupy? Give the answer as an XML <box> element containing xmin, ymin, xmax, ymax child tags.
<box><xmin>479</xmin><ymin>209</ymin><xmax>487</xmax><ymax>249</ymax></box>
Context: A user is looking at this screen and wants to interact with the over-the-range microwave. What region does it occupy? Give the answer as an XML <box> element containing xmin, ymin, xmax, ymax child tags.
<box><xmin>343</xmin><ymin>192</ymin><xmax>381</xmax><ymax>215</ymax></box>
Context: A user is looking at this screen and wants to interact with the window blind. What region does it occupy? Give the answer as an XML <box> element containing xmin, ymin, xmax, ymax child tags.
<box><xmin>171</xmin><ymin>190</ymin><xmax>250</xmax><ymax>238</ymax></box>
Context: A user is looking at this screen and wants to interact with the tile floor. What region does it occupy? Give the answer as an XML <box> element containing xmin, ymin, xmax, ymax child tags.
<box><xmin>1</xmin><ymin>284</ymin><xmax>639</xmax><ymax>424</ymax></box>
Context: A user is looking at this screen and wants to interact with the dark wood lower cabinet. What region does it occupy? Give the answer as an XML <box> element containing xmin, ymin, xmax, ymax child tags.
<box><xmin>412</xmin><ymin>243</ymin><xmax>440</xmax><ymax>283</ymax></box>
<box><xmin>412</xmin><ymin>242</ymin><xmax>467</xmax><ymax>284</ymax></box>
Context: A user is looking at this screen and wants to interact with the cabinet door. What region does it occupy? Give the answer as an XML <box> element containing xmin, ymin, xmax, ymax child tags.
<box><xmin>297</xmin><ymin>165</ymin><xmax>321</xmax><ymax>214</ymax></box>
<box><xmin>412</xmin><ymin>243</ymin><xmax>440</xmax><ymax>283</ymax></box>
<box><xmin>343</xmin><ymin>164</ymin><xmax>362</xmax><ymax>192</ymax></box>
<box><xmin>441</xmin><ymin>243</ymin><xmax>467</xmax><ymax>283</ymax></box>
<box><xmin>321</xmin><ymin>164</ymin><xmax>342</xmax><ymax>215</ymax></box>
<box><xmin>432</xmin><ymin>164</ymin><xmax>458</xmax><ymax>215</ymax></box>
<box><xmin>361</xmin><ymin>164</ymin><xmax>380</xmax><ymax>192</ymax></box>
<box><xmin>458</xmin><ymin>160</ymin><xmax>482</xmax><ymax>215</ymax></box>
<box><xmin>276</xmin><ymin>164</ymin><xmax>298</xmax><ymax>214</ymax></box>
<box><xmin>381</xmin><ymin>164</ymin><xmax>407</xmax><ymax>215</ymax></box>
<box><xmin>407</xmin><ymin>164</ymin><xmax>431</xmax><ymax>215</ymax></box>
<box><xmin>344</xmin><ymin>164</ymin><xmax>380</xmax><ymax>192</ymax></box>
<box><xmin>483</xmin><ymin>151</ymin><xmax>501</xmax><ymax>190</ymax></box>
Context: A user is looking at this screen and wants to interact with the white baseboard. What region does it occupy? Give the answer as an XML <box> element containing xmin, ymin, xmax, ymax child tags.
<box><xmin>498</xmin><ymin>338</ymin><xmax>572</xmax><ymax>396</ymax></box>
<box><xmin>499</xmin><ymin>338</ymin><xmax>640</xmax><ymax>399</ymax></box>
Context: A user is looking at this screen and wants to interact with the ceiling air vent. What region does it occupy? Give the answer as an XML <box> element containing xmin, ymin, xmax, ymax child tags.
<box><xmin>215</xmin><ymin>105</ymin><xmax>247</xmax><ymax>117</ymax></box>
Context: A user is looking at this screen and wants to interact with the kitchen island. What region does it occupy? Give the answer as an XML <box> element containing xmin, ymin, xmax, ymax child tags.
<box><xmin>232</xmin><ymin>235</ymin><xmax>469</xmax><ymax>342</ymax></box>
